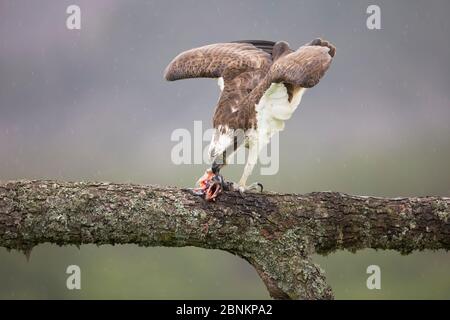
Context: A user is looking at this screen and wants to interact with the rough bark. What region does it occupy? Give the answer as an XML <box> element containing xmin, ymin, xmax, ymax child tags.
<box><xmin>0</xmin><ymin>180</ymin><xmax>449</xmax><ymax>299</ymax></box>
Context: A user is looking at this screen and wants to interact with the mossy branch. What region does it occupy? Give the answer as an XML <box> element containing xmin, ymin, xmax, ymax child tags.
<box><xmin>0</xmin><ymin>180</ymin><xmax>449</xmax><ymax>299</ymax></box>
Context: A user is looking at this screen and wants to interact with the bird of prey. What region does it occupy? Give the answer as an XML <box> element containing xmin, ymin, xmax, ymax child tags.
<box><xmin>164</xmin><ymin>38</ymin><xmax>336</xmax><ymax>201</ymax></box>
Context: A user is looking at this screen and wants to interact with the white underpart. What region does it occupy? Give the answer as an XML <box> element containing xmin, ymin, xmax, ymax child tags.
<box><xmin>235</xmin><ymin>83</ymin><xmax>305</xmax><ymax>187</ymax></box>
<box><xmin>208</xmin><ymin>125</ymin><xmax>234</xmax><ymax>161</ymax></box>
<box><xmin>208</xmin><ymin>78</ymin><xmax>230</xmax><ymax>161</ymax></box>
<box><xmin>255</xmin><ymin>83</ymin><xmax>306</xmax><ymax>147</ymax></box>
<box><xmin>217</xmin><ymin>77</ymin><xmax>224</xmax><ymax>91</ymax></box>
<box><xmin>207</xmin><ymin>83</ymin><xmax>306</xmax><ymax>188</ymax></box>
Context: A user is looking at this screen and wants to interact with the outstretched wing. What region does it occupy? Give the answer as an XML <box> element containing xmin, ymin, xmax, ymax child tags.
<box><xmin>231</xmin><ymin>40</ymin><xmax>276</xmax><ymax>55</ymax></box>
<box><xmin>240</xmin><ymin>39</ymin><xmax>336</xmax><ymax>140</ymax></box>
<box><xmin>269</xmin><ymin>38</ymin><xmax>336</xmax><ymax>88</ymax></box>
<box><xmin>164</xmin><ymin>42</ymin><xmax>272</xmax><ymax>82</ymax></box>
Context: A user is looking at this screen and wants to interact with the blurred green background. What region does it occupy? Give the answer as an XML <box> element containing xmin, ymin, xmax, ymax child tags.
<box><xmin>1</xmin><ymin>0</ymin><xmax>449</xmax><ymax>299</ymax></box>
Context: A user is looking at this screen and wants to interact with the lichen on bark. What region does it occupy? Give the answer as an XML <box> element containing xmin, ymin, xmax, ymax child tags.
<box><xmin>0</xmin><ymin>180</ymin><xmax>449</xmax><ymax>299</ymax></box>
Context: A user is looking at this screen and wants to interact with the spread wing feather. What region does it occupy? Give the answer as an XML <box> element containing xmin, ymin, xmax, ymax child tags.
<box><xmin>231</xmin><ymin>40</ymin><xmax>276</xmax><ymax>55</ymax></box>
<box><xmin>163</xmin><ymin>38</ymin><xmax>336</xmax><ymax>136</ymax></box>
<box><xmin>269</xmin><ymin>39</ymin><xmax>336</xmax><ymax>88</ymax></box>
<box><xmin>164</xmin><ymin>43</ymin><xmax>272</xmax><ymax>81</ymax></box>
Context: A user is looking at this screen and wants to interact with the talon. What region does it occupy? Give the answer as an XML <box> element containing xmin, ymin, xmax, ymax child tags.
<box><xmin>257</xmin><ymin>183</ymin><xmax>264</xmax><ymax>192</ymax></box>
<box><xmin>245</xmin><ymin>182</ymin><xmax>263</xmax><ymax>193</ymax></box>
<box><xmin>228</xmin><ymin>182</ymin><xmax>264</xmax><ymax>195</ymax></box>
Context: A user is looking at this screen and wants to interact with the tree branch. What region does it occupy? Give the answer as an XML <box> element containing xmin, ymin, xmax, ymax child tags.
<box><xmin>1</xmin><ymin>180</ymin><xmax>449</xmax><ymax>299</ymax></box>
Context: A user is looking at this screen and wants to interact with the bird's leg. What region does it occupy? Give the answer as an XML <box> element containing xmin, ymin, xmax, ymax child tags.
<box><xmin>225</xmin><ymin>144</ymin><xmax>263</xmax><ymax>194</ymax></box>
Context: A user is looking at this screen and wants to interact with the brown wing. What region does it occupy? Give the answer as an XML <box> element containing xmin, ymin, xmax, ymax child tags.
<box><xmin>164</xmin><ymin>43</ymin><xmax>272</xmax><ymax>81</ymax></box>
<box><xmin>269</xmin><ymin>38</ymin><xmax>336</xmax><ymax>88</ymax></box>
<box><xmin>231</xmin><ymin>40</ymin><xmax>276</xmax><ymax>55</ymax></box>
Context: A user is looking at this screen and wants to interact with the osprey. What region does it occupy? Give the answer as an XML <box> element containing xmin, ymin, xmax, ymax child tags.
<box><xmin>164</xmin><ymin>38</ymin><xmax>336</xmax><ymax>201</ymax></box>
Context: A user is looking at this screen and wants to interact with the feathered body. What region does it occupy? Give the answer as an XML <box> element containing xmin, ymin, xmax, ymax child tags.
<box><xmin>164</xmin><ymin>39</ymin><xmax>335</xmax><ymax>190</ymax></box>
